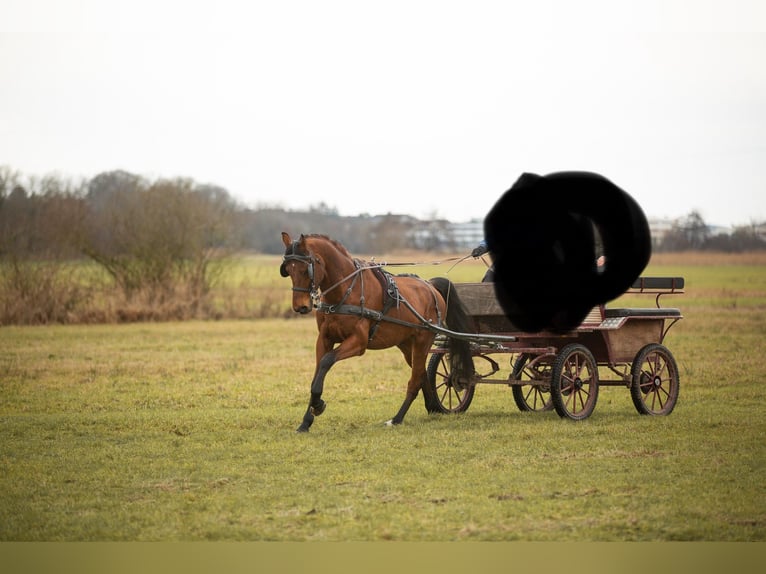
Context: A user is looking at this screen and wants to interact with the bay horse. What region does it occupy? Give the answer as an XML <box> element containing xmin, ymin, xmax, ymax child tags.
<box><xmin>280</xmin><ymin>232</ymin><xmax>474</xmax><ymax>432</ymax></box>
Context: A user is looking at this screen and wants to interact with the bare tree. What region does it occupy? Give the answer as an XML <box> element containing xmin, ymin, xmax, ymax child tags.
<box><xmin>81</xmin><ymin>172</ymin><xmax>236</xmax><ymax>311</ymax></box>
<box><xmin>660</xmin><ymin>210</ymin><xmax>710</xmax><ymax>251</ymax></box>
<box><xmin>0</xmin><ymin>170</ymin><xmax>88</xmax><ymax>324</ymax></box>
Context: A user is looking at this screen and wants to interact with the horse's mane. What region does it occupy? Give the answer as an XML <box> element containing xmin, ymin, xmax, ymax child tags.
<box><xmin>304</xmin><ymin>234</ymin><xmax>353</xmax><ymax>259</ymax></box>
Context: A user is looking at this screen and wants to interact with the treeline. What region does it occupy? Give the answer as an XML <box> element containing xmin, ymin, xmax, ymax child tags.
<box><xmin>0</xmin><ymin>167</ymin><xmax>450</xmax><ymax>324</ymax></box>
<box><xmin>654</xmin><ymin>210</ymin><xmax>765</xmax><ymax>252</ymax></box>
<box><xmin>1</xmin><ymin>167</ymin><xmax>764</xmax><ymax>325</ymax></box>
<box><xmin>1</xmin><ymin>169</ymin><xmax>233</xmax><ymax>324</ymax></box>
<box><xmin>0</xmin><ymin>167</ymin><xmax>452</xmax><ymax>253</ymax></box>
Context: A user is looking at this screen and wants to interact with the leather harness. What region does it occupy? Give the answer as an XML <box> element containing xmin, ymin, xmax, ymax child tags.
<box><xmin>282</xmin><ymin>244</ymin><xmax>451</xmax><ymax>342</ymax></box>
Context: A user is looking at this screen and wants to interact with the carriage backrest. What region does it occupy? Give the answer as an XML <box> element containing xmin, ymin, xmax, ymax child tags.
<box><xmin>451</xmin><ymin>283</ymin><xmax>604</xmax><ymax>334</ymax></box>
<box><xmin>453</xmin><ymin>277</ymin><xmax>685</xmax><ymax>334</ymax></box>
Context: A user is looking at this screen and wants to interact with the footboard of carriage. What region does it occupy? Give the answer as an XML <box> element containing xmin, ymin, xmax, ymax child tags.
<box><xmin>422</xmin><ymin>277</ymin><xmax>684</xmax><ymax>420</ymax></box>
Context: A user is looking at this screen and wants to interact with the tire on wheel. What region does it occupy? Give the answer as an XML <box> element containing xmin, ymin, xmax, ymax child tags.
<box><xmin>550</xmin><ymin>343</ymin><xmax>599</xmax><ymax>420</ymax></box>
<box><xmin>511</xmin><ymin>353</ymin><xmax>554</xmax><ymax>412</ymax></box>
<box><xmin>630</xmin><ymin>343</ymin><xmax>679</xmax><ymax>415</ymax></box>
<box><xmin>422</xmin><ymin>351</ymin><xmax>475</xmax><ymax>414</ymax></box>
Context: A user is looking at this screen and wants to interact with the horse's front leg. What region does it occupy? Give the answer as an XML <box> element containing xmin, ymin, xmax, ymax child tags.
<box><xmin>296</xmin><ymin>325</ymin><xmax>368</xmax><ymax>433</ymax></box>
<box><xmin>296</xmin><ymin>349</ymin><xmax>336</xmax><ymax>433</ymax></box>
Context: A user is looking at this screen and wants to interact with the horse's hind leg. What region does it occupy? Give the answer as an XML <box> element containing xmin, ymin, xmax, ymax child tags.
<box><xmin>387</xmin><ymin>368</ymin><xmax>428</xmax><ymax>426</ymax></box>
<box><xmin>387</xmin><ymin>342</ymin><xmax>428</xmax><ymax>426</ymax></box>
<box><xmin>387</xmin><ymin>390</ymin><xmax>418</xmax><ymax>426</ymax></box>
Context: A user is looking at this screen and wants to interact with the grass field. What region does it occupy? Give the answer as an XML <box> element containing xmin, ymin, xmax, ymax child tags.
<box><xmin>1</xmin><ymin>252</ymin><xmax>765</xmax><ymax>541</ymax></box>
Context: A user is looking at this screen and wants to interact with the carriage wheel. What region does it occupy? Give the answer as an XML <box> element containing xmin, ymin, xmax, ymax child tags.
<box><xmin>551</xmin><ymin>344</ymin><xmax>599</xmax><ymax>420</ymax></box>
<box><xmin>422</xmin><ymin>352</ymin><xmax>475</xmax><ymax>414</ymax></box>
<box><xmin>511</xmin><ymin>354</ymin><xmax>554</xmax><ymax>412</ymax></box>
<box><xmin>630</xmin><ymin>343</ymin><xmax>679</xmax><ymax>415</ymax></box>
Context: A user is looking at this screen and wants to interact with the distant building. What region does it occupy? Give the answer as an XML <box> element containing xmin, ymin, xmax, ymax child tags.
<box><xmin>435</xmin><ymin>215</ymin><xmax>747</xmax><ymax>253</ymax></box>
<box><xmin>409</xmin><ymin>219</ymin><xmax>454</xmax><ymax>251</ymax></box>
<box><xmin>448</xmin><ymin>220</ymin><xmax>484</xmax><ymax>249</ymax></box>
<box><xmin>647</xmin><ymin>218</ymin><xmax>678</xmax><ymax>247</ymax></box>
<box><xmin>707</xmin><ymin>224</ymin><xmax>733</xmax><ymax>237</ymax></box>
<box><xmin>450</xmin><ymin>218</ymin><xmax>684</xmax><ymax>250</ymax></box>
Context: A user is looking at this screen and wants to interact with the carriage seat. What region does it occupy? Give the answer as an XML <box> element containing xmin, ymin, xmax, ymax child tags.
<box><xmin>602</xmin><ymin>276</ymin><xmax>684</xmax><ymax>319</ymax></box>
<box><xmin>604</xmin><ymin>307</ymin><xmax>682</xmax><ymax>318</ymax></box>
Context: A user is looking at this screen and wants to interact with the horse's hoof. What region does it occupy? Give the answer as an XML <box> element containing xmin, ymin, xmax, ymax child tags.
<box><xmin>310</xmin><ymin>400</ymin><xmax>326</xmax><ymax>417</ymax></box>
<box><xmin>384</xmin><ymin>419</ymin><xmax>397</xmax><ymax>427</ymax></box>
<box><xmin>297</xmin><ymin>415</ymin><xmax>313</xmax><ymax>433</ymax></box>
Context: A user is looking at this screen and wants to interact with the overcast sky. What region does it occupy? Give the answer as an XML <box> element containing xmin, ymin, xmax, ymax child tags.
<box><xmin>2</xmin><ymin>0</ymin><xmax>764</xmax><ymax>226</ymax></box>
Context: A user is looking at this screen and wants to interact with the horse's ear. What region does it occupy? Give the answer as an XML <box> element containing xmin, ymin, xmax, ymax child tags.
<box><xmin>281</xmin><ymin>232</ymin><xmax>292</xmax><ymax>247</ymax></box>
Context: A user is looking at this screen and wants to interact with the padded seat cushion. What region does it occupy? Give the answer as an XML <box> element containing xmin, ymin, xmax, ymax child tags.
<box><xmin>604</xmin><ymin>307</ymin><xmax>682</xmax><ymax>318</ymax></box>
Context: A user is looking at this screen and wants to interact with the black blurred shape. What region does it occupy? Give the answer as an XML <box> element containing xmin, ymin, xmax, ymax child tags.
<box><xmin>484</xmin><ymin>171</ymin><xmax>651</xmax><ymax>332</ymax></box>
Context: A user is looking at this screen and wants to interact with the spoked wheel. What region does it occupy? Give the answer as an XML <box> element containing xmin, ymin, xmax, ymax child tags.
<box><xmin>511</xmin><ymin>354</ymin><xmax>554</xmax><ymax>412</ymax></box>
<box><xmin>422</xmin><ymin>352</ymin><xmax>475</xmax><ymax>414</ymax></box>
<box><xmin>551</xmin><ymin>344</ymin><xmax>599</xmax><ymax>420</ymax></box>
<box><xmin>630</xmin><ymin>343</ymin><xmax>679</xmax><ymax>415</ymax></box>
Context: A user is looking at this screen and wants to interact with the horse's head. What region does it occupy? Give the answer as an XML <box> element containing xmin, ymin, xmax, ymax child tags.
<box><xmin>280</xmin><ymin>232</ymin><xmax>324</xmax><ymax>314</ymax></box>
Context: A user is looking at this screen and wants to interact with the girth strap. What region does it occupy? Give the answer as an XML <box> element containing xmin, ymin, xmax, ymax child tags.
<box><xmin>367</xmin><ymin>267</ymin><xmax>400</xmax><ymax>342</ymax></box>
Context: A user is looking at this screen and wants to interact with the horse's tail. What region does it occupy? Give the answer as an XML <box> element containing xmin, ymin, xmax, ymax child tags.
<box><xmin>429</xmin><ymin>277</ymin><xmax>475</xmax><ymax>379</ymax></box>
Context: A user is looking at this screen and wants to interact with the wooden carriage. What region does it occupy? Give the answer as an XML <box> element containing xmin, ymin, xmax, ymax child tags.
<box><xmin>422</xmin><ymin>277</ymin><xmax>684</xmax><ymax>420</ymax></box>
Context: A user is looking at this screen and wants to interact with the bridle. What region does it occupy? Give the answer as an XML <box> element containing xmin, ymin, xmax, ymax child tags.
<box><xmin>280</xmin><ymin>241</ymin><xmax>318</xmax><ymax>296</ymax></box>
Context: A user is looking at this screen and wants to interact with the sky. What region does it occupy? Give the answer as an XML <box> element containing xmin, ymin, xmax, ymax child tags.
<box><xmin>2</xmin><ymin>0</ymin><xmax>765</xmax><ymax>226</ymax></box>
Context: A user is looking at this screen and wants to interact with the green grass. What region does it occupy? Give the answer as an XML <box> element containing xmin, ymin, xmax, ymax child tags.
<box><xmin>0</xmin><ymin>256</ymin><xmax>765</xmax><ymax>540</ymax></box>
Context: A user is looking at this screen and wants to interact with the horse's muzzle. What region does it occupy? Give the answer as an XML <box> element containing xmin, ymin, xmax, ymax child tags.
<box><xmin>295</xmin><ymin>305</ymin><xmax>311</xmax><ymax>315</ymax></box>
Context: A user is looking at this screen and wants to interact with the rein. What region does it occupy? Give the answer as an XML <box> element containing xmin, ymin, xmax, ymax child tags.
<box><xmin>320</xmin><ymin>254</ymin><xmax>465</xmax><ymax>295</ymax></box>
<box><xmin>282</xmin><ymin>249</ymin><xmax>465</xmax><ymax>306</ymax></box>
<box><xmin>281</xmin><ymin>246</ymin><xmax>467</xmax><ymax>329</ymax></box>
<box><xmin>365</xmin><ymin>255</ymin><xmax>467</xmax><ymax>270</ymax></box>
<box><xmin>281</xmin><ymin>244</ymin><xmax>516</xmax><ymax>343</ymax></box>
<box><xmin>318</xmin><ymin>254</ymin><xmax>470</xmax><ymax>302</ymax></box>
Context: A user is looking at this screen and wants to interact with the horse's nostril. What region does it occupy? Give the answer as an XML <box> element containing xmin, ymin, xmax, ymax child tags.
<box><xmin>298</xmin><ymin>306</ymin><xmax>310</xmax><ymax>314</ymax></box>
